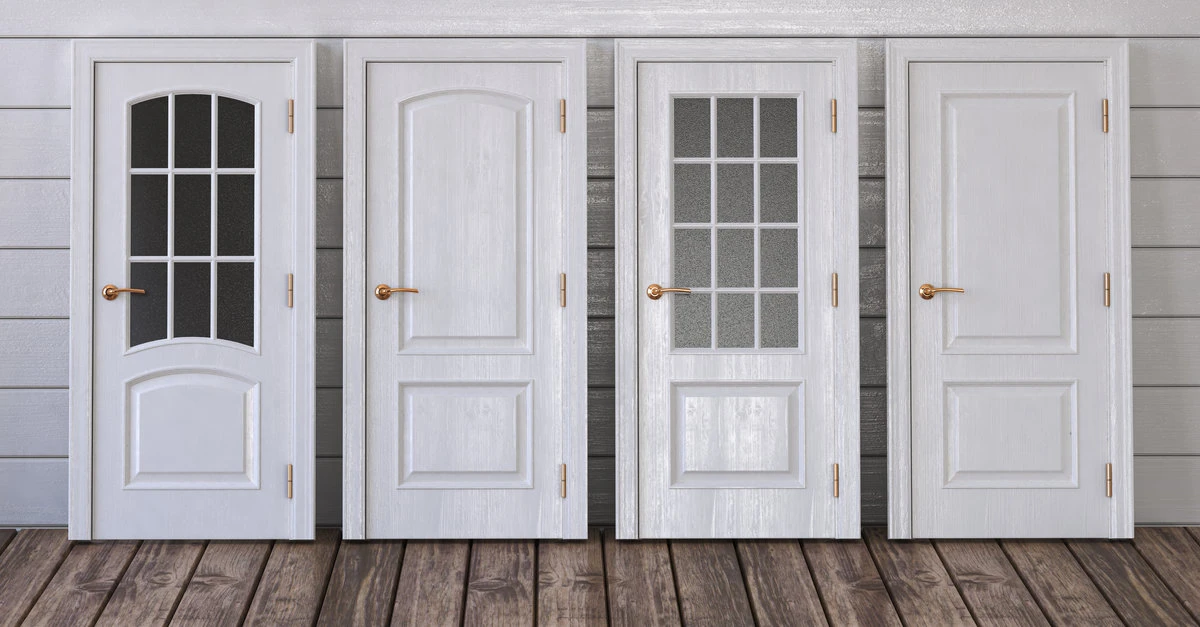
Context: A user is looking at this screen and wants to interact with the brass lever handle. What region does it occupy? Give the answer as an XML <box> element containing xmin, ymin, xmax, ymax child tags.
<box><xmin>918</xmin><ymin>284</ymin><xmax>965</xmax><ymax>300</ymax></box>
<box><xmin>375</xmin><ymin>284</ymin><xmax>419</xmax><ymax>300</ymax></box>
<box><xmin>101</xmin><ymin>284</ymin><xmax>146</xmax><ymax>301</ymax></box>
<box><xmin>646</xmin><ymin>284</ymin><xmax>692</xmax><ymax>300</ymax></box>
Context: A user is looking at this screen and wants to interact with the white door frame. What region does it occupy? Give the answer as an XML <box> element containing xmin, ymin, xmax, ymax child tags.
<box><xmin>614</xmin><ymin>39</ymin><xmax>861</xmax><ymax>539</ymax></box>
<box><xmin>885</xmin><ymin>38</ymin><xmax>1132</xmax><ymax>539</ymax></box>
<box><xmin>70</xmin><ymin>39</ymin><xmax>316</xmax><ymax>540</ymax></box>
<box><xmin>341</xmin><ymin>39</ymin><xmax>589</xmax><ymax>540</ymax></box>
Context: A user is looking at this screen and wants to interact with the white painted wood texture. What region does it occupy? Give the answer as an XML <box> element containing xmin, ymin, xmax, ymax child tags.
<box><xmin>0</xmin><ymin>180</ymin><xmax>70</xmax><ymax>248</ymax></box>
<box><xmin>0</xmin><ymin>110</ymin><xmax>70</xmax><ymax>177</ymax></box>
<box><xmin>0</xmin><ymin>250</ymin><xmax>69</xmax><ymax>317</ymax></box>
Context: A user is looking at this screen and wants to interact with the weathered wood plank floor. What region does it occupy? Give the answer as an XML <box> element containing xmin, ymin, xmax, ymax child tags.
<box><xmin>2</xmin><ymin>527</ymin><xmax>1199</xmax><ymax>626</ymax></box>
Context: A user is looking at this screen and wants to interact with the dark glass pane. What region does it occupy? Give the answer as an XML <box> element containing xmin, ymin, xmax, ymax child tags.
<box><xmin>217</xmin><ymin>262</ymin><xmax>254</xmax><ymax>346</ymax></box>
<box><xmin>716</xmin><ymin>98</ymin><xmax>754</xmax><ymax>157</ymax></box>
<box><xmin>760</xmin><ymin>164</ymin><xmax>798</xmax><ymax>223</ymax></box>
<box><xmin>674</xmin><ymin>229</ymin><xmax>710</xmax><ymax>289</ymax></box>
<box><xmin>174</xmin><ymin>263</ymin><xmax>211</xmax><ymax>338</ymax></box>
<box><xmin>761</xmin><ymin>228</ymin><xmax>799</xmax><ymax>288</ymax></box>
<box><xmin>716</xmin><ymin>229</ymin><xmax>753</xmax><ymax>287</ymax></box>
<box><xmin>717</xmin><ymin>293</ymin><xmax>754</xmax><ymax>348</ymax></box>
<box><xmin>673</xmin><ymin>164</ymin><xmax>710</xmax><ymax>223</ymax></box>
<box><xmin>131</xmin><ymin>97</ymin><xmax>168</xmax><ymax>168</ymax></box>
<box><xmin>761</xmin><ymin>293</ymin><xmax>799</xmax><ymax>348</ymax></box>
<box><xmin>174</xmin><ymin>94</ymin><xmax>212</xmax><ymax>168</ymax></box>
<box><xmin>218</xmin><ymin>175</ymin><xmax>255</xmax><ymax>256</ymax></box>
<box><xmin>174</xmin><ymin>175</ymin><xmax>211</xmax><ymax>256</ymax></box>
<box><xmin>218</xmin><ymin>97</ymin><xmax>255</xmax><ymax>168</ymax></box>
<box><xmin>673</xmin><ymin>98</ymin><xmax>710</xmax><ymax>158</ymax></box>
<box><xmin>130</xmin><ymin>175</ymin><xmax>168</xmax><ymax>256</ymax></box>
<box><xmin>716</xmin><ymin>164</ymin><xmax>753</xmax><ymax>222</ymax></box>
<box><xmin>129</xmin><ymin>262</ymin><xmax>167</xmax><ymax>347</ymax></box>
<box><xmin>674</xmin><ymin>292</ymin><xmax>711</xmax><ymax>349</ymax></box>
<box><xmin>760</xmin><ymin>98</ymin><xmax>798</xmax><ymax>158</ymax></box>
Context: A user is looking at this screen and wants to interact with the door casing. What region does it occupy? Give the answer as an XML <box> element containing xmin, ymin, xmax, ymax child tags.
<box><xmin>69</xmin><ymin>39</ymin><xmax>316</xmax><ymax>540</ymax></box>
<box><xmin>614</xmin><ymin>39</ymin><xmax>861</xmax><ymax>540</ymax></box>
<box><xmin>885</xmin><ymin>38</ymin><xmax>1133</xmax><ymax>539</ymax></box>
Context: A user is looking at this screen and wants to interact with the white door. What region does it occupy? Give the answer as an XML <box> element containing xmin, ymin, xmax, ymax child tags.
<box><xmin>89</xmin><ymin>60</ymin><xmax>305</xmax><ymax>539</ymax></box>
<box><xmin>907</xmin><ymin>61</ymin><xmax>1119</xmax><ymax>537</ymax></box>
<box><xmin>636</xmin><ymin>61</ymin><xmax>855</xmax><ymax>538</ymax></box>
<box><xmin>360</xmin><ymin>60</ymin><xmax>573</xmax><ymax>538</ymax></box>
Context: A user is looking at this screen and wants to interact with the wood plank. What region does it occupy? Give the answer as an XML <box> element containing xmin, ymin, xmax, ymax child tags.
<box><xmin>317</xmin><ymin>108</ymin><xmax>343</xmax><ymax>178</ymax></box>
<box><xmin>316</xmin><ymin>178</ymin><xmax>344</xmax><ymax>248</ymax></box>
<box><xmin>1131</xmin><ymin>39</ymin><xmax>1200</xmax><ymax>107</ymax></box>
<box><xmin>861</xmin><ymin>318</ymin><xmax>886</xmax><ymax>386</ymax></box>
<box><xmin>802</xmin><ymin>538</ymin><xmax>901</xmax><ymax>626</ymax></box>
<box><xmin>316</xmin><ymin>387</ymin><xmax>343</xmax><ymax>457</ymax></box>
<box><xmin>0</xmin><ymin>109</ymin><xmax>70</xmax><ymax>177</ymax></box>
<box><xmin>1133</xmin><ymin>319</ymin><xmax>1200</xmax><ymax>385</ymax></box>
<box><xmin>316</xmin><ymin>248</ymin><xmax>343</xmax><ymax>318</ymax></box>
<box><xmin>933</xmin><ymin>540</ymin><xmax>1048</xmax><ymax>626</ymax></box>
<box><xmin>588</xmin><ymin>109</ymin><xmax>614</xmax><ymax>178</ymax></box>
<box><xmin>588</xmin><ymin>457</ymin><xmax>615</xmax><ymax>526</ymax></box>
<box><xmin>316</xmin><ymin>318</ymin><xmax>342</xmax><ymax>387</ymax></box>
<box><xmin>243</xmin><ymin>528</ymin><xmax>340</xmax><ymax>625</ymax></box>
<box><xmin>858</xmin><ymin>39</ymin><xmax>885</xmax><ymax>108</ymax></box>
<box><xmin>0</xmin><ymin>40</ymin><xmax>71</xmax><ymax>107</ymax></box>
<box><xmin>463</xmin><ymin>540</ymin><xmax>536</xmax><ymax>626</ymax></box>
<box><xmin>1134</xmin><ymin>249</ymin><xmax>1200</xmax><ymax>316</ymax></box>
<box><xmin>316</xmin><ymin>38</ymin><xmax>344</xmax><ymax>108</ymax></box>
<box><xmin>0</xmin><ymin>319</ymin><xmax>68</xmax><ymax>387</ymax></box>
<box><xmin>1132</xmin><ymin>527</ymin><xmax>1200</xmax><ymax>621</ymax></box>
<box><xmin>0</xmin><ymin>249</ymin><xmax>68</xmax><ymax>317</ymax></box>
<box><xmin>0</xmin><ymin>180</ymin><xmax>70</xmax><ymax>248</ymax></box>
<box><xmin>863</xmin><ymin>528</ymin><xmax>972</xmax><ymax>626</ymax></box>
<box><xmin>0</xmin><ymin>389</ymin><xmax>68</xmax><ymax>456</ymax></box>
<box><xmin>0</xmin><ymin>529</ymin><xmax>14</xmax><ymax>557</ymax></box>
<box><xmin>96</xmin><ymin>541</ymin><xmax>205</xmax><ymax>627</ymax></box>
<box><xmin>588</xmin><ymin>249</ymin><xmax>614</xmax><ymax>317</ymax></box>
<box><xmin>602</xmin><ymin>529</ymin><xmax>681</xmax><ymax>627</ymax></box>
<box><xmin>1132</xmin><ymin>109</ymin><xmax>1200</xmax><ymax>177</ymax></box>
<box><xmin>861</xmin><ymin>247</ymin><xmax>885</xmax><ymax>317</ymax></box>
<box><xmin>23</xmin><ymin>541</ymin><xmax>140</xmax><ymax>627</ymax></box>
<box><xmin>0</xmin><ymin>458</ymin><xmax>67</xmax><ymax>525</ymax></box>
<box><xmin>587</xmin><ymin>39</ymin><xmax>614</xmax><ymax>108</ymax></box>
<box><xmin>1068</xmin><ymin>539</ymin><xmax>1195</xmax><ymax>625</ymax></box>
<box><xmin>537</xmin><ymin>529</ymin><xmax>608</xmax><ymax>626</ymax></box>
<box><xmin>862</xmin><ymin>456</ymin><xmax>887</xmax><ymax>526</ymax></box>
<box><xmin>0</xmin><ymin>529</ymin><xmax>72</xmax><ymax>627</ymax></box>
<box><xmin>1001</xmin><ymin>540</ymin><xmax>1121</xmax><ymax>626</ymax></box>
<box><xmin>860</xmin><ymin>108</ymin><xmax>885</xmax><ymax>177</ymax></box>
<box><xmin>391</xmin><ymin>540</ymin><xmax>471</xmax><ymax>627</ymax></box>
<box><xmin>588</xmin><ymin>317</ymin><xmax>615</xmax><ymax>387</ymax></box>
<box><xmin>735</xmin><ymin>540</ymin><xmax>827</xmax><ymax>626</ymax></box>
<box><xmin>669</xmin><ymin>541</ymin><xmax>754</xmax><ymax>626</ymax></box>
<box><xmin>1135</xmin><ymin>457</ymin><xmax>1200</xmax><ymax>524</ymax></box>
<box><xmin>170</xmin><ymin>541</ymin><xmax>272</xmax><ymax>626</ymax></box>
<box><xmin>587</xmin><ymin>179</ymin><xmax>615</xmax><ymax>248</ymax></box>
<box><xmin>588</xmin><ymin>389</ymin><xmax>615</xmax><ymax>456</ymax></box>
<box><xmin>1135</xmin><ymin>388</ymin><xmax>1200</xmax><ymax>454</ymax></box>
<box><xmin>1133</xmin><ymin>178</ymin><xmax>1200</xmax><ymax>247</ymax></box>
<box><xmin>861</xmin><ymin>387</ymin><xmax>887</xmax><ymax>456</ymax></box>
<box><xmin>316</xmin><ymin>457</ymin><xmax>343</xmax><ymax>526</ymax></box>
<box><xmin>860</xmin><ymin>177</ymin><xmax>886</xmax><ymax>247</ymax></box>
<box><xmin>317</xmin><ymin>540</ymin><xmax>405</xmax><ymax>626</ymax></box>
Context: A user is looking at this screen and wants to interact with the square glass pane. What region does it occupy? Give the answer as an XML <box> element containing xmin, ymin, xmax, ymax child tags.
<box><xmin>760</xmin><ymin>228</ymin><xmax>799</xmax><ymax>288</ymax></box>
<box><xmin>174</xmin><ymin>94</ymin><xmax>212</xmax><ymax>168</ymax></box>
<box><xmin>760</xmin><ymin>163</ymin><xmax>798</xmax><ymax>223</ymax></box>
<box><xmin>174</xmin><ymin>262</ymin><xmax>211</xmax><ymax>338</ymax></box>
<box><xmin>217</xmin><ymin>262</ymin><xmax>255</xmax><ymax>346</ymax></box>
<box><xmin>716</xmin><ymin>98</ymin><xmax>754</xmax><ymax>157</ymax></box>
<box><xmin>174</xmin><ymin>174</ymin><xmax>211</xmax><ymax>256</ymax></box>
<box><xmin>218</xmin><ymin>97</ymin><xmax>255</xmax><ymax>168</ymax></box>
<box><xmin>717</xmin><ymin>293</ymin><xmax>754</xmax><ymax>348</ymax></box>
<box><xmin>673</xmin><ymin>98</ymin><xmax>710</xmax><ymax>158</ymax></box>
<box><xmin>673</xmin><ymin>164</ymin><xmax>710</xmax><ymax>223</ymax></box>
<box><xmin>674</xmin><ymin>292</ymin><xmax>711</xmax><ymax>349</ymax></box>
<box><xmin>761</xmin><ymin>293</ymin><xmax>799</xmax><ymax>348</ymax></box>
<box><xmin>716</xmin><ymin>164</ymin><xmax>753</xmax><ymax>223</ymax></box>
<box><xmin>218</xmin><ymin>175</ymin><xmax>255</xmax><ymax>256</ymax></box>
<box><xmin>131</xmin><ymin>97</ymin><xmax>168</xmax><ymax>168</ymax></box>
<box><xmin>673</xmin><ymin>229</ymin><xmax>710</xmax><ymax>288</ymax></box>
<box><xmin>716</xmin><ymin>229</ymin><xmax>753</xmax><ymax>287</ymax></box>
<box><xmin>130</xmin><ymin>175</ymin><xmax>168</xmax><ymax>256</ymax></box>
<box><xmin>129</xmin><ymin>262</ymin><xmax>167</xmax><ymax>347</ymax></box>
<box><xmin>760</xmin><ymin>98</ymin><xmax>798</xmax><ymax>158</ymax></box>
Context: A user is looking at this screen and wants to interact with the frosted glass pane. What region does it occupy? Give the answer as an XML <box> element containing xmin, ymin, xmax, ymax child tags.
<box><xmin>217</xmin><ymin>97</ymin><xmax>255</xmax><ymax>168</ymax></box>
<box><xmin>674</xmin><ymin>98</ymin><xmax>710</xmax><ymax>158</ymax></box>
<box><xmin>174</xmin><ymin>94</ymin><xmax>212</xmax><ymax>168</ymax></box>
<box><xmin>131</xmin><ymin>97</ymin><xmax>168</xmax><ymax>168</ymax></box>
<box><xmin>218</xmin><ymin>175</ymin><xmax>255</xmax><ymax>256</ymax></box>
<box><xmin>674</xmin><ymin>228</ymin><xmax>710</xmax><ymax>288</ymax></box>
<box><xmin>129</xmin><ymin>262</ymin><xmax>167</xmax><ymax>347</ymax></box>
<box><xmin>716</xmin><ymin>98</ymin><xmax>753</xmax><ymax>157</ymax></box>
<box><xmin>130</xmin><ymin>175</ymin><xmax>168</xmax><ymax>256</ymax></box>
<box><xmin>674</xmin><ymin>164</ymin><xmax>711</xmax><ymax>223</ymax></box>
<box><xmin>173</xmin><ymin>174</ymin><xmax>211</xmax><ymax>256</ymax></box>
<box><xmin>717</xmin><ymin>293</ymin><xmax>754</xmax><ymax>348</ymax></box>
<box><xmin>717</xmin><ymin>229</ymin><xmax>753</xmax><ymax>288</ymax></box>
<box><xmin>761</xmin><ymin>229</ymin><xmax>798</xmax><ymax>288</ymax></box>
<box><xmin>760</xmin><ymin>164</ymin><xmax>798</xmax><ymax>223</ymax></box>
<box><xmin>717</xmin><ymin>164</ymin><xmax>753</xmax><ymax>223</ymax></box>
<box><xmin>674</xmin><ymin>292</ymin><xmax>711</xmax><ymax>349</ymax></box>
<box><xmin>174</xmin><ymin>262</ymin><xmax>211</xmax><ymax>339</ymax></box>
<box><xmin>761</xmin><ymin>293</ymin><xmax>799</xmax><ymax>348</ymax></box>
<box><xmin>760</xmin><ymin>98</ymin><xmax>797</xmax><ymax>158</ymax></box>
<box><xmin>217</xmin><ymin>262</ymin><xmax>254</xmax><ymax>346</ymax></box>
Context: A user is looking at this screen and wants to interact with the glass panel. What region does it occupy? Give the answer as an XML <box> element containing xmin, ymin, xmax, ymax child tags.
<box><xmin>760</xmin><ymin>164</ymin><xmax>798</xmax><ymax>223</ymax></box>
<box><xmin>130</xmin><ymin>175</ymin><xmax>168</xmax><ymax>256</ymax></box>
<box><xmin>129</xmin><ymin>262</ymin><xmax>167</xmax><ymax>346</ymax></box>
<box><xmin>218</xmin><ymin>97</ymin><xmax>255</xmax><ymax>168</ymax></box>
<box><xmin>174</xmin><ymin>94</ymin><xmax>212</xmax><ymax>168</ymax></box>
<box><xmin>716</xmin><ymin>98</ymin><xmax>753</xmax><ymax>158</ymax></box>
<box><xmin>673</xmin><ymin>164</ymin><xmax>710</xmax><ymax>223</ymax></box>
<box><xmin>217</xmin><ymin>175</ymin><xmax>255</xmax><ymax>256</ymax></box>
<box><xmin>761</xmin><ymin>293</ymin><xmax>799</xmax><ymax>348</ymax></box>
<box><xmin>673</xmin><ymin>229</ymin><xmax>710</xmax><ymax>288</ymax></box>
<box><xmin>174</xmin><ymin>263</ymin><xmax>211</xmax><ymax>338</ymax></box>
<box><xmin>673</xmin><ymin>98</ymin><xmax>710</xmax><ymax>158</ymax></box>
<box><xmin>716</xmin><ymin>229</ymin><xmax>753</xmax><ymax>287</ymax></box>
<box><xmin>760</xmin><ymin>228</ymin><xmax>799</xmax><ymax>288</ymax></box>
<box><xmin>717</xmin><ymin>293</ymin><xmax>754</xmax><ymax>348</ymax></box>
<box><xmin>760</xmin><ymin>98</ymin><xmax>798</xmax><ymax>158</ymax></box>
<box><xmin>716</xmin><ymin>164</ymin><xmax>753</xmax><ymax>223</ymax></box>
<box><xmin>131</xmin><ymin>97</ymin><xmax>168</xmax><ymax>168</ymax></box>
<box><xmin>674</xmin><ymin>292</ymin><xmax>711</xmax><ymax>349</ymax></box>
<box><xmin>173</xmin><ymin>174</ymin><xmax>211</xmax><ymax>256</ymax></box>
<box><xmin>217</xmin><ymin>262</ymin><xmax>254</xmax><ymax>346</ymax></box>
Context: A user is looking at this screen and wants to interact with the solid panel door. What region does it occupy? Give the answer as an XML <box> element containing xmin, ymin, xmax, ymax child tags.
<box><xmin>909</xmin><ymin>61</ymin><xmax>1114</xmax><ymax>537</ymax></box>
<box><xmin>91</xmin><ymin>61</ymin><xmax>301</xmax><ymax>539</ymax></box>
<box><xmin>364</xmin><ymin>61</ymin><xmax>569</xmax><ymax>538</ymax></box>
<box><xmin>637</xmin><ymin>62</ymin><xmax>848</xmax><ymax>538</ymax></box>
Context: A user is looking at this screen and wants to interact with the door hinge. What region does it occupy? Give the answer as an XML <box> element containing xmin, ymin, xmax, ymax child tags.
<box><xmin>560</xmin><ymin>464</ymin><xmax>567</xmax><ymax>498</ymax></box>
<box><xmin>832</xmin><ymin>273</ymin><xmax>839</xmax><ymax>308</ymax></box>
<box><xmin>287</xmin><ymin>273</ymin><xmax>294</xmax><ymax>308</ymax></box>
<box><xmin>833</xmin><ymin>463</ymin><xmax>840</xmax><ymax>497</ymax></box>
<box><xmin>559</xmin><ymin>273</ymin><xmax>567</xmax><ymax>308</ymax></box>
<box><xmin>559</xmin><ymin>99</ymin><xmax>567</xmax><ymax>133</ymax></box>
<box><xmin>1103</xmin><ymin>272</ymin><xmax>1111</xmax><ymax>307</ymax></box>
<box><xmin>831</xmin><ymin>99</ymin><xmax>838</xmax><ymax>133</ymax></box>
<box><xmin>287</xmin><ymin>464</ymin><xmax>294</xmax><ymax>499</ymax></box>
<box><xmin>288</xmin><ymin>99</ymin><xmax>295</xmax><ymax>134</ymax></box>
<box><xmin>1105</xmin><ymin>463</ymin><xmax>1113</xmax><ymax>497</ymax></box>
<box><xmin>1102</xmin><ymin>99</ymin><xmax>1109</xmax><ymax>133</ymax></box>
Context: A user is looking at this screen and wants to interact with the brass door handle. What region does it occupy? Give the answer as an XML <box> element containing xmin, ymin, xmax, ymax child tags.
<box><xmin>101</xmin><ymin>284</ymin><xmax>146</xmax><ymax>301</ymax></box>
<box><xmin>646</xmin><ymin>284</ymin><xmax>692</xmax><ymax>300</ymax></box>
<box><xmin>375</xmin><ymin>284</ymin><xmax>419</xmax><ymax>300</ymax></box>
<box><xmin>918</xmin><ymin>284</ymin><xmax>965</xmax><ymax>300</ymax></box>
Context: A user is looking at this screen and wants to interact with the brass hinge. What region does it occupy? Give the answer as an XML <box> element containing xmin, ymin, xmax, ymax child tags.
<box><xmin>288</xmin><ymin>99</ymin><xmax>295</xmax><ymax>134</ymax></box>
<box><xmin>1103</xmin><ymin>272</ymin><xmax>1111</xmax><ymax>307</ymax></box>
<box><xmin>287</xmin><ymin>464</ymin><xmax>294</xmax><ymax>499</ymax></box>
<box><xmin>559</xmin><ymin>99</ymin><xmax>566</xmax><ymax>133</ymax></box>
<box><xmin>287</xmin><ymin>273</ymin><xmax>294</xmax><ymax>308</ymax></box>
<box><xmin>559</xmin><ymin>273</ymin><xmax>567</xmax><ymax>308</ymax></box>
<box><xmin>832</xmin><ymin>273</ymin><xmax>839</xmax><ymax>308</ymax></box>
<box><xmin>1102</xmin><ymin>99</ymin><xmax>1109</xmax><ymax>133</ymax></box>
<box><xmin>1105</xmin><ymin>463</ymin><xmax>1113</xmax><ymax>497</ymax></box>
<box><xmin>560</xmin><ymin>464</ymin><xmax>567</xmax><ymax>498</ymax></box>
<box><xmin>833</xmin><ymin>463</ymin><xmax>840</xmax><ymax>497</ymax></box>
<box><xmin>831</xmin><ymin>99</ymin><xmax>838</xmax><ymax>133</ymax></box>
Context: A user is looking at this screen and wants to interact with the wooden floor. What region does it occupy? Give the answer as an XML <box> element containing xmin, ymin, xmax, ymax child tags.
<box><xmin>3</xmin><ymin>528</ymin><xmax>1200</xmax><ymax>626</ymax></box>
